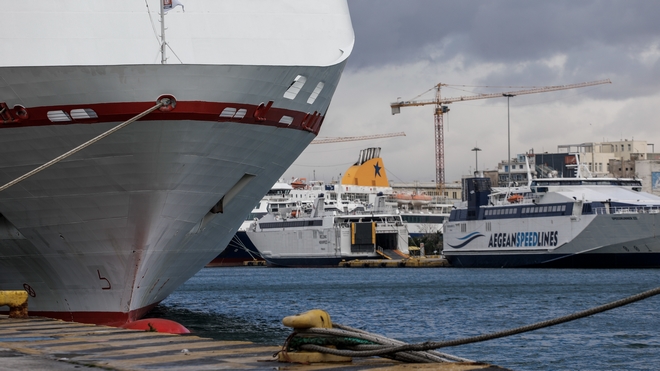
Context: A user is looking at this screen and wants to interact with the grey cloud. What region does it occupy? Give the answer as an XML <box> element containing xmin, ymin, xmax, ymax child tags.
<box><xmin>348</xmin><ymin>1</ymin><xmax>660</xmax><ymax>68</ymax></box>
<box><xmin>347</xmin><ymin>1</ymin><xmax>660</xmax><ymax>98</ymax></box>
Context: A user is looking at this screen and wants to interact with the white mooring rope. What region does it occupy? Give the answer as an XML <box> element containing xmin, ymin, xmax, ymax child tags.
<box><xmin>0</xmin><ymin>99</ymin><xmax>169</xmax><ymax>193</ymax></box>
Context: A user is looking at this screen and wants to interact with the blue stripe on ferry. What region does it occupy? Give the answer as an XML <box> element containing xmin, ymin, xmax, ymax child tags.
<box><xmin>447</xmin><ymin>233</ymin><xmax>485</xmax><ymax>249</ymax></box>
<box><xmin>457</xmin><ymin>232</ymin><xmax>482</xmax><ymax>240</ymax></box>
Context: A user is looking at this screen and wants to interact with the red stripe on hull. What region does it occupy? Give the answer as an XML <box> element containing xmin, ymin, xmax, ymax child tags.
<box><xmin>206</xmin><ymin>257</ymin><xmax>265</xmax><ymax>267</ymax></box>
<box><xmin>0</xmin><ymin>100</ymin><xmax>325</xmax><ymax>135</ymax></box>
<box><xmin>1</xmin><ymin>302</ymin><xmax>161</xmax><ymax>327</ymax></box>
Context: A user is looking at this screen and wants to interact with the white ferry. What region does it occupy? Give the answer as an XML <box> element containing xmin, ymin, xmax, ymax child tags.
<box><xmin>248</xmin><ymin>194</ymin><xmax>410</xmax><ymax>267</ymax></box>
<box><xmin>444</xmin><ymin>171</ymin><xmax>660</xmax><ymax>268</ymax></box>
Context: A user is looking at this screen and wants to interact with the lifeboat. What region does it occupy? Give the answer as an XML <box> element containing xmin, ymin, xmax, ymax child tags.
<box><xmin>394</xmin><ymin>193</ymin><xmax>413</xmax><ymax>205</ymax></box>
<box><xmin>411</xmin><ymin>194</ymin><xmax>432</xmax><ymax>206</ymax></box>
<box><xmin>507</xmin><ymin>194</ymin><xmax>524</xmax><ymax>203</ymax></box>
<box><xmin>290</xmin><ymin>177</ymin><xmax>307</xmax><ymax>189</ymax></box>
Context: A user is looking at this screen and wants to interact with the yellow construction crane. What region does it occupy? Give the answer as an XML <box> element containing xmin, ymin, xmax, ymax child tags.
<box><xmin>311</xmin><ymin>132</ymin><xmax>405</xmax><ymax>144</ymax></box>
<box><xmin>390</xmin><ymin>79</ymin><xmax>612</xmax><ymax>186</ymax></box>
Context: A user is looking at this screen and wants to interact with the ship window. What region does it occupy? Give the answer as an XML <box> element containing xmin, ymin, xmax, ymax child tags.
<box><xmin>47</xmin><ymin>110</ymin><xmax>72</xmax><ymax>122</ymax></box>
<box><xmin>220</xmin><ymin>107</ymin><xmax>237</xmax><ymax>118</ymax></box>
<box><xmin>307</xmin><ymin>82</ymin><xmax>325</xmax><ymax>104</ymax></box>
<box><xmin>70</xmin><ymin>108</ymin><xmax>98</xmax><ymax>120</ymax></box>
<box><xmin>234</xmin><ymin>108</ymin><xmax>247</xmax><ymax>119</ymax></box>
<box><xmin>279</xmin><ymin>115</ymin><xmax>294</xmax><ymax>125</ymax></box>
<box><xmin>283</xmin><ymin>75</ymin><xmax>307</xmax><ymax>100</ymax></box>
<box><xmin>220</xmin><ymin>107</ymin><xmax>247</xmax><ymax>119</ymax></box>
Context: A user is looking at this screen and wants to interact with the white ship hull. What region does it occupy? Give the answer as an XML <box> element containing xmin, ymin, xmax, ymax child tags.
<box><xmin>250</xmin><ymin>196</ymin><xmax>409</xmax><ymax>268</ymax></box>
<box><xmin>444</xmin><ymin>176</ymin><xmax>660</xmax><ymax>268</ymax></box>
<box><xmin>445</xmin><ymin>213</ymin><xmax>660</xmax><ymax>267</ymax></box>
<box><xmin>0</xmin><ymin>0</ymin><xmax>354</xmax><ymax>324</ymax></box>
<box><xmin>252</xmin><ymin>217</ymin><xmax>410</xmax><ymax>267</ymax></box>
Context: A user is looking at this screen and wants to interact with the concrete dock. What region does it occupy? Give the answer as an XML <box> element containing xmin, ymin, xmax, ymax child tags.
<box><xmin>340</xmin><ymin>256</ymin><xmax>451</xmax><ymax>267</ymax></box>
<box><xmin>0</xmin><ymin>315</ymin><xmax>510</xmax><ymax>370</ymax></box>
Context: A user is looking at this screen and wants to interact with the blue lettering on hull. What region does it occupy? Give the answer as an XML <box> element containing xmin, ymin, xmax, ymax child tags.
<box><xmin>487</xmin><ymin>231</ymin><xmax>558</xmax><ymax>248</ymax></box>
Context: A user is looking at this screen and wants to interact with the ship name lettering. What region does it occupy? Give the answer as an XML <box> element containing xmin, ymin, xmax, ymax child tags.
<box><xmin>488</xmin><ymin>231</ymin><xmax>558</xmax><ymax>248</ymax></box>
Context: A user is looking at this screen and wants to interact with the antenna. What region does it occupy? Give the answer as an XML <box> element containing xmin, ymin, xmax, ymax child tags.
<box><xmin>160</xmin><ymin>0</ymin><xmax>167</xmax><ymax>64</ymax></box>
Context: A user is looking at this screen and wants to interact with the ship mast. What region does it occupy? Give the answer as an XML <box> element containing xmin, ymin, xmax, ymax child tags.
<box><xmin>160</xmin><ymin>0</ymin><xmax>167</xmax><ymax>64</ymax></box>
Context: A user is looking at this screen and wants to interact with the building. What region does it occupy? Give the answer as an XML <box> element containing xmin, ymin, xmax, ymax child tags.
<box><xmin>389</xmin><ymin>181</ymin><xmax>461</xmax><ymax>203</ymax></box>
<box><xmin>495</xmin><ymin>153</ymin><xmax>535</xmax><ymax>187</ymax></box>
<box><xmin>557</xmin><ymin>139</ymin><xmax>649</xmax><ymax>177</ymax></box>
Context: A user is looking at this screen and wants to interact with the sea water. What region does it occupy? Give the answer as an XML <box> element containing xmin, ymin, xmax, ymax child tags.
<box><xmin>147</xmin><ymin>267</ymin><xmax>660</xmax><ymax>371</ymax></box>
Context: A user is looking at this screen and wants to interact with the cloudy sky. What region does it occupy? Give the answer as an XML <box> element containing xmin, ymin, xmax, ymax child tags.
<box><xmin>281</xmin><ymin>1</ymin><xmax>660</xmax><ymax>185</ymax></box>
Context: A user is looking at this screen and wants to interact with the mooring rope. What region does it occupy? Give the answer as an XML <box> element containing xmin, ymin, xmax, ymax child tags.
<box><xmin>0</xmin><ymin>99</ymin><xmax>168</xmax><ymax>193</ymax></box>
<box><xmin>291</xmin><ymin>285</ymin><xmax>660</xmax><ymax>361</ymax></box>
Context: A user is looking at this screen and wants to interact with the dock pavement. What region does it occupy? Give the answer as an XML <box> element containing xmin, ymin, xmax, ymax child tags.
<box><xmin>0</xmin><ymin>314</ymin><xmax>511</xmax><ymax>371</ymax></box>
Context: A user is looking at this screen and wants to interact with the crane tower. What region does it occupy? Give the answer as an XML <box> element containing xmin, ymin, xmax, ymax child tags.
<box><xmin>311</xmin><ymin>132</ymin><xmax>405</xmax><ymax>144</ymax></box>
<box><xmin>390</xmin><ymin>79</ymin><xmax>612</xmax><ymax>185</ymax></box>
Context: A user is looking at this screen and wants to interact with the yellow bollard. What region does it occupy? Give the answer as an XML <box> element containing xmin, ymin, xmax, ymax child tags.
<box><xmin>0</xmin><ymin>290</ymin><xmax>29</xmax><ymax>318</ymax></box>
<box><xmin>279</xmin><ymin>309</ymin><xmax>351</xmax><ymax>363</ymax></box>
<box><xmin>282</xmin><ymin>308</ymin><xmax>333</xmax><ymax>329</ymax></box>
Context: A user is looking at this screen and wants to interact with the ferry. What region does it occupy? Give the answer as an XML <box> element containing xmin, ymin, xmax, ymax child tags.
<box><xmin>399</xmin><ymin>204</ymin><xmax>451</xmax><ymax>238</ymax></box>
<box><xmin>444</xmin><ymin>167</ymin><xmax>660</xmax><ymax>268</ymax></box>
<box><xmin>248</xmin><ymin>193</ymin><xmax>410</xmax><ymax>267</ymax></box>
<box><xmin>206</xmin><ymin>180</ymin><xmax>296</xmax><ymax>267</ymax></box>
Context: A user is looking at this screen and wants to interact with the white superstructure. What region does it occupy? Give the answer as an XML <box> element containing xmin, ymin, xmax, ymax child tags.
<box><xmin>249</xmin><ymin>194</ymin><xmax>410</xmax><ymax>267</ymax></box>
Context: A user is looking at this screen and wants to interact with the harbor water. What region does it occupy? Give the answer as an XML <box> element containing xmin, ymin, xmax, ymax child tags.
<box><xmin>147</xmin><ymin>267</ymin><xmax>660</xmax><ymax>371</ymax></box>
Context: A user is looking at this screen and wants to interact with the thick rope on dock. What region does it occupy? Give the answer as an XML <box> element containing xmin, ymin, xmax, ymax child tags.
<box><xmin>290</xmin><ymin>285</ymin><xmax>660</xmax><ymax>361</ymax></box>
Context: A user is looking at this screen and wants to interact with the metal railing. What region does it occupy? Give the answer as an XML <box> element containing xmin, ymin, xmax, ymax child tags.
<box><xmin>593</xmin><ymin>206</ymin><xmax>660</xmax><ymax>215</ymax></box>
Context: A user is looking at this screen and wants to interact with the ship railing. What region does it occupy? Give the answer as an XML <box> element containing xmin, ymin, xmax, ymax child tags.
<box><xmin>593</xmin><ymin>206</ymin><xmax>660</xmax><ymax>215</ymax></box>
<box><xmin>491</xmin><ymin>192</ymin><xmax>539</xmax><ymax>206</ymax></box>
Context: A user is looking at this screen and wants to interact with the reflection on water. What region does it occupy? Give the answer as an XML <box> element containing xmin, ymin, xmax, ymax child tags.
<box><xmin>146</xmin><ymin>267</ymin><xmax>660</xmax><ymax>371</ymax></box>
